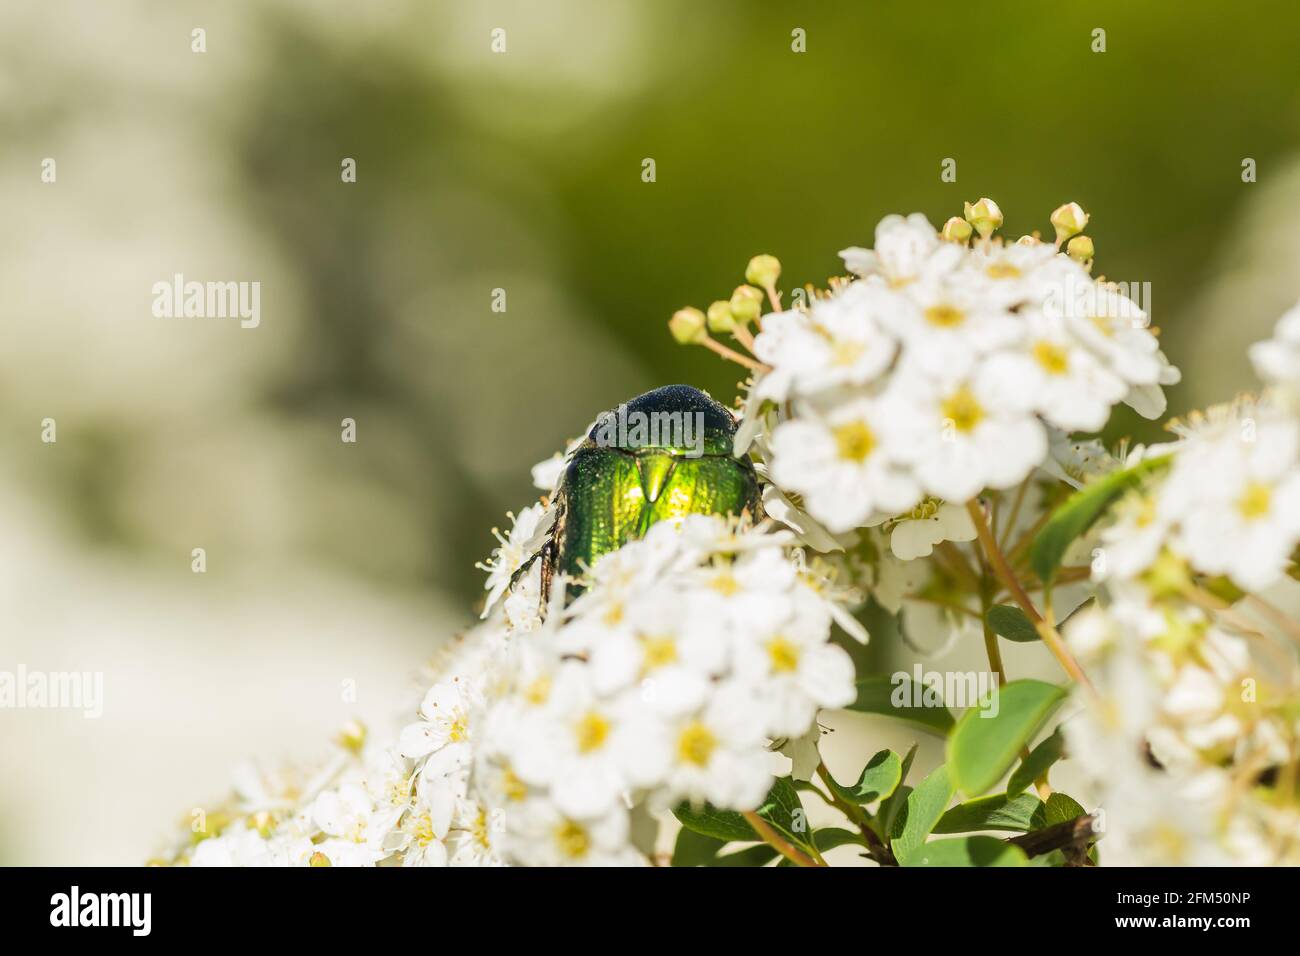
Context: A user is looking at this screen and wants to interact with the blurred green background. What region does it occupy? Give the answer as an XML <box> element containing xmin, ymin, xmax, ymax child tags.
<box><xmin>2</xmin><ymin>0</ymin><xmax>1299</xmax><ymax>863</ymax></box>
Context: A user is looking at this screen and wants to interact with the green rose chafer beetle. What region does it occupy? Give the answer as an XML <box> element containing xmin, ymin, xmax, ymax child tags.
<box><xmin>521</xmin><ymin>384</ymin><xmax>762</xmax><ymax>603</ymax></box>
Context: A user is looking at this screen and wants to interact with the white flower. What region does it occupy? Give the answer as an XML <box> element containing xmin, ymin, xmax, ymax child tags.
<box><xmin>1042</xmin><ymin>266</ymin><xmax>1180</xmax><ymax>417</ymax></box>
<box><xmin>310</xmin><ymin>783</ymin><xmax>403</xmax><ymax>866</ymax></box>
<box><xmin>1161</xmin><ymin>406</ymin><xmax>1300</xmax><ymax>590</ymax></box>
<box><xmin>873</xmin><ymin>270</ymin><xmax>1022</xmax><ymax>381</ymax></box>
<box><xmin>445</xmin><ymin>797</ymin><xmax>505</xmax><ymax>867</ymax></box>
<box><xmin>397</xmin><ymin>678</ymin><xmax>477</xmax><ymax>760</ymax></box>
<box><xmin>731</xmin><ymin>595</ymin><xmax>855</xmax><ymax>738</ymax></box>
<box><xmin>681</xmin><ymin>545</ymin><xmax>801</xmax><ymax>641</ymax></box>
<box><xmin>982</xmin><ymin>313</ymin><xmax>1127</xmax><ymax>432</ymax></box>
<box><xmin>1096</xmin><ymin>492</ymin><xmax>1168</xmax><ymax>580</ymax></box>
<box><xmin>656</xmin><ymin>680</ymin><xmax>773</xmax><ymax>810</ymax></box>
<box><xmin>583</xmin><ymin>586</ymin><xmax>725</xmax><ymax>715</ymax></box>
<box><xmin>749</xmin><ymin>282</ymin><xmax>897</xmax><ymax>402</ymax></box>
<box><xmin>523</xmin><ymin>667</ymin><xmax>669</xmax><ymax>818</ymax></box>
<box><xmin>191</xmin><ymin>825</ymin><xmax>315</xmax><ymax>868</ymax></box>
<box><xmin>880</xmin><ymin>500</ymin><xmax>977</xmax><ymax>561</ymax></box>
<box><xmin>885</xmin><ymin>369</ymin><xmax>1049</xmax><ymax>503</ymax></box>
<box><xmin>531</xmin><ymin>454</ymin><xmax>567</xmax><ymax>493</ymax></box>
<box><xmin>769</xmin><ymin>396</ymin><xmax>921</xmax><ymax>533</ymax></box>
<box><xmin>504</xmin><ymin>798</ymin><xmax>643</xmax><ymax>867</ymax></box>
<box><xmin>839</xmin><ymin>213</ymin><xmax>951</xmax><ymax>285</ymax></box>
<box><xmin>476</xmin><ymin>503</ymin><xmax>552</xmax><ymax>619</ymax></box>
<box><xmin>1249</xmin><ymin>300</ymin><xmax>1300</xmax><ymax>390</ymax></box>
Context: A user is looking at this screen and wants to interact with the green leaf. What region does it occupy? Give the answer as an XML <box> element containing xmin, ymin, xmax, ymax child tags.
<box><xmin>672</xmin><ymin>803</ymin><xmax>758</xmax><ymax>844</ymax></box>
<box><xmin>878</xmin><ymin>744</ymin><xmax>919</xmax><ymax>836</ymax></box>
<box><xmin>1032</xmin><ymin>792</ymin><xmax>1089</xmax><ymax>829</ymax></box>
<box><xmin>901</xmin><ymin>835</ymin><xmax>1028</xmax><ymax>867</ymax></box>
<box><xmin>760</xmin><ymin>776</ymin><xmax>811</xmax><ymax>843</ymax></box>
<box><xmin>890</xmin><ymin>764</ymin><xmax>955</xmax><ymax>864</ymax></box>
<box><xmin>814</xmin><ymin>827</ymin><xmax>866</xmax><ymax>851</ymax></box>
<box><xmin>824</xmin><ymin>749</ymin><xmax>903</xmax><ymax>804</ymax></box>
<box><xmin>712</xmin><ymin>844</ymin><xmax>779</xmax><ymax>867</ymax></box>
<box><xmin>933</xmin><ymin>792</ymin><xmax>1043</xmax><ymax>834</ymax></box>
<box><xmin>1029</xmin><ymin>454</ymin><xmax>1172</xmax><ymax>585</ymax></box>
<box><xmin>1007</xmin><ymin>726</ymin><xmax>1066</xmax><ymax>795</ymax></box>
<box><xmin>674</xmin><ymin>776</ymin><xmax>810</xmax><ymax>847</ymax></box>
<box><xmin>948</xmin><ymin>679</ymin><xmax>1067</xmax><ymax>797</ymax></box>
<box><xmin>670</xmin><ymin>827</ymin><xmax>726</xmax><ymax>866</ymax></box>
<box><xmin>986</xmin><ymin>604</ymin><xmax>1040</xmax><ymax>643</ymax></box>
<box><xmin>848</xmin><ymin>676</ymin><xmax>954</xmax><ymax>734</ymax></box>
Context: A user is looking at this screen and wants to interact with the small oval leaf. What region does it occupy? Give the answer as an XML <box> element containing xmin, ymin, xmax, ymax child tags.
<box><xmin>1029</xmin><ymin>454</ymin><xmax>1171</xmax><ymax>585</ymax></box>
<box><xmin>947</xmin><ymin>679</ymin><xmax>1067</xmax><ymax>797</ymax></box>
<box><xmin>986</xmin><ymin>604</ymin><xmax>1040</xmax><ymax>643</ymax></box>
<box><xmin>902</xmin><ymin>835</ymin><xmax>1028</xmax><ymax>867</ymax></box>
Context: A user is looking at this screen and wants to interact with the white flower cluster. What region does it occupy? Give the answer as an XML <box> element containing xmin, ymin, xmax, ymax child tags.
<box><xmin>173</xmin><ymin>514</ymin><xmax>859</xmax><ymax>867</ymax></box>
<box><xmin>473</xmin><ymin>515</ymin><xmax>857</xmax><ymax>866</ymax></box>
<box><xmin>1062</xmin><ymin>304</ymin><xmax>1300</xmax><ymax>865</ymax></box>
<box><xmin>744</xmin><ymin>210</ymin><xmax>1179</xmax><ymax>534</ymax></box>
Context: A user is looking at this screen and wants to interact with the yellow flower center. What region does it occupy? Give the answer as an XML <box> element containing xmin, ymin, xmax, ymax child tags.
<box><xmin>410</xmin><ymin>812</ymin><xmax>435</xmax><ymax>847</ymax></box>
<box><xmin>472</xmin><ymin>808</ymin><xmax>491</xmax><ymax>850</ymax></box>
<box><xmin>555</xmin><ymin>820</ymin><xmax>591</xmax><ymax>860</ymax></box>
<box><xmin>447</xmin><ymin>713</ymin><xmax>469</xmax><ymax>743</ymax></box>
<box><xmin>767</xmin><ymin>636</ymin><xmax>801</xmax><ymax>673</ymax></box>
<box><xmin>502</xmin><ymin>767</ymin><xmax>528</xmax><ymax>802</ymax></box>
<box><xmin>642</xmin><ymin>635</ymin><xmax>678</xmax><ymax>670</ymax></box>
<box><xmin>524</xmin><ymin>675</ymin><xmax>552</xmax><ymax>706</ymax></box>
<box><xmin>677</xmin><ymin>721</ymin><xmax>718</xmax><ymax>767</ymax></box>
<box><xmin>575</xmin><ymin>712</ymin><xmax>611</xmax><ymax>753</ymax></box>
<box><xmin>1150</xmin><ymin>822</ymin><xmax>1189</xmax><ymax>865</ymax></box>
<box><xmin>833</xmin><ymin>421</ymin><xmax>877</xmax><ymax>462</ymax></box>
<box><xmin>986</xmin><ymin>262</ymin><xmax>1021</xmax><ymax>279</ymax></box>
<box><xmin>710</xmin><ymin>570</ymin><xmax>740</xmax><ymax>596</ymax></box>
<box><xmin>1237</xmin><ymin>481</ymin><xmax>1272</xmax><ymax>521</ymax></box>
<box><xmin>1032</xmin><ymin>340</ymin><xmax>1070</xmax><ymax>375</ymax></box>
<box><xmin>925</xmin><ymin>304</ymin><xmax>967</xmax><ymax>328</ymax></box>
<box><xmin>831</xmin><ymin>339</ymin><xmax>865</xmax><ymax>367</ymax></box>
<box><xmin>1088</xmin><ymin>314</ymin><xmax>1115</xmax><ymax>338</ymax></box>
<box><xmin>940</xmin><ymin>386</ymin><xmax>985</xmax><ymax>433</ymax></box>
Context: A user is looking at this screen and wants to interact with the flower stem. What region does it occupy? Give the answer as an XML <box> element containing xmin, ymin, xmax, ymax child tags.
<box><xmin>701</xmin><ymin>334</ymin><xmax>771</xmax><ymax>373</ymax></box>
<box><xmin>965</xmin><ymin>500</ymin><xmax>1095</xmax><ymax>694</ymax></box>
<box><xmin>741</xmin><ymin>810</ymin><xmax>824</xmax><ymax>867</ymax></box>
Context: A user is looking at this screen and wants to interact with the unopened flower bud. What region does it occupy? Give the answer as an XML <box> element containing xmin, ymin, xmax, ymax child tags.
<box><xmin>309</xmin><ymin>851</ymin><xmax>332</xmax><ymax>867</ymax></box>
<box><xmin>669</xmin><ymin>307</ymin><xmax>707</xmax><ymax>345</ymax></box>
<box><xmin>1050</xmin><ymin>202</ymin><xmax>1090</xmax><ymax>245</ymax></box>
<box><xmin>707</xmin><ymin>299</ymin><xmax>737</xmax><ymax>333</ymax></box>
<box><xmin>963</xmin><ymin>198</ymin><xmax>1004</xmax><ymax>239</ymax></box>
<box><xmin>1142</xmin><ymin>549</ymin><xmax>1190</xmax><ymax>599</ymax></box>
<box><xmin>335</xmin><ymin>718</ymin><xmax>367</xmax><ymax>755</ymax></box>
<box><xmin>729</xmin><ymin>285</ymin><xmax>764</xmax><ymax>324</ymax></box>
<box><xmin>1066</xmin><ymin>234</ymin><xmax>1095</xmax><ymax>266</ymax></box>
<box><xmin>745</xmin><ymin>254</ymin><xmax>781</xmax><ymax>289</ymax></box>
<box><xmin>941</xmin><ymin>216</ymin><xmax>972</xmax><ymax>243</ymax></box>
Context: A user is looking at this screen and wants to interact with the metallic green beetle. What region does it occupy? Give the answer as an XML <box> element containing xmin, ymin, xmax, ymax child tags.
<box><xmin>525</xmin><ymin>384</ymin><xmax>761</xmax><ymax>603</ymax></box>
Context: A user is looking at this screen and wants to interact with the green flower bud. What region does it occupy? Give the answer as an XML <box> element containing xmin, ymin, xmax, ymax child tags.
<box><xmin>963</xmin><ymin>197</ymin><xmax>1004</xmax><ymax>239</ymax></box>
<box><xmin>745</xmin><ymin>254</ymin><xmax>781</xmax><ymax>289</ymax></box>
<box><xmin>668</xmin><ymin>307</ymin><xmax>708</xmax><ymax>345</ymax></box>
<box><xmin>941</xmin><ymin>216</ymin><xmax>973</xmax><ymax>243</ymax></box>
<box><xmin>1051</xmin><ymin>202</ymin><xmax>1090</xmax><ymax>245</ymax></box>
<box><xmin>729</xmin><ymin>285</ymin><xmax>764</xmax><ymax>324</ymax></box>
<box><xmin>1066</xmin><ymin>234</ymin><xmax>1095</xmax><ymax>266</ymax></box>
<box><xmin>707</xmin><ymin>299</ymin><xmax>737</xmax><ymax>333</ymax></box>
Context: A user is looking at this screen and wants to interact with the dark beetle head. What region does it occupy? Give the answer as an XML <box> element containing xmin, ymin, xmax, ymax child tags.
<box><xmin>588</xmin><ymin>384</ymin><xmax>738</xmax><ymax>458</ymax></box>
